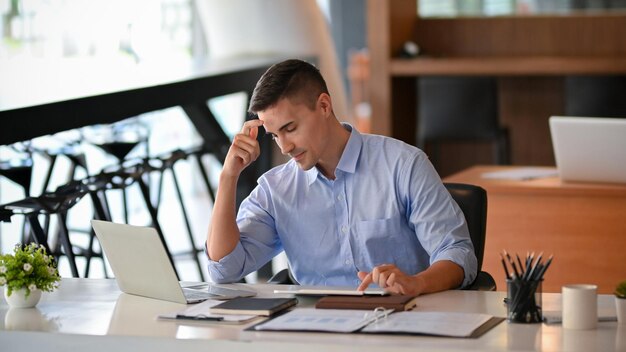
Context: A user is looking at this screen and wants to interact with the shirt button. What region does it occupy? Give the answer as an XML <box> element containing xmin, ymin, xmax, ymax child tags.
<box><xmin>337</xmin><ymin>194</ymin><xmax>343</xmax><ymax>201</ymax></box>
<box><xmin>341</xmin><ymin>226</ymin><xmax>348</xmax><ymax>233</ymax></box>
<box><xmin>345</xmin><ymin>259</ymin><xmax>351</xmax><ymax>265</ymax></box>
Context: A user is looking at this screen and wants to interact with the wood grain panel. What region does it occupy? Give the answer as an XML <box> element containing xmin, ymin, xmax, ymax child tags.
<box><xmin>499</xmin><ymin>77</ymin><xmax>562</xmax><ymax>166</ymax></box>
<box><xmin>391</xmin><ymin>56</ymin><xmax>626</xmax><ymax>76</ymax></box>
<box><xmin>367</xmin><ymin>0</ymin><xmax>416</xmax><ymax>136</ymax></box>
<box><xmin>413</xmin><ymin>15</ymin><xmax>626</xmax><ymax>57</ymax></box>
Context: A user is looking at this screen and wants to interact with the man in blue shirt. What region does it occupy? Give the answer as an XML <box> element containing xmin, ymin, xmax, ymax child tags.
<box><xmin>206</xmin><ymin>59</ymin><xmax>477</xmax><ymax>295</ymax></box>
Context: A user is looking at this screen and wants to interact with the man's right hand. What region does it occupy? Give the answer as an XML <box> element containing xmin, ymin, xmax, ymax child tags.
<box><xmin>207</xmin><ymin>119</ymin><xmax>264</xmax><ymax>261</ymax></box>
<box><xmin>222</xmin><ymin>119</ymin><xmax>264</xmax><ymax>178</ymax></box>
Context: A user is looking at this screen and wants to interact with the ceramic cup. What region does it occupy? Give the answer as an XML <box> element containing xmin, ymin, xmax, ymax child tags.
<box><xmin>562</xmin><ymin>284</ymin><xmax>597</xmax><ymax>330</ymax></box>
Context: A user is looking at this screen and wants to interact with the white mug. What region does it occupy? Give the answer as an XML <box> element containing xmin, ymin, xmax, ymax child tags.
<box><xmin>562</xmin><ymin>284</ymin><xmax>597</xmax><ymax>330</ymax></box>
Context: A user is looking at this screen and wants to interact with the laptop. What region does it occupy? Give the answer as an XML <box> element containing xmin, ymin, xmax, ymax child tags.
<box><xmin>549</xmin><ymin>116</ymin><xmax>626</xmax><ymax>184</ymax></box>
<box><xmin>91</xmin><ymin>220</ymin><xmax>257</xmax><ymax>304</ymax></box>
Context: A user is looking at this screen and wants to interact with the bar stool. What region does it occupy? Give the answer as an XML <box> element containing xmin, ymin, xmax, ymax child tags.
<box><xmin>0</xmin><ymin>182</ymin><xmax>88</xmax><ymax>277</ymax></box>
<box><xmin>151</xmin><ymin>149</ymin><xmax>208</xmax><ymax>281</ymax></box>
<box><xmin>0</xmin><ymin>159</ymin><xmax>33</xmax><ymax>197</ymax></box>
<box><xmin>93</xmin><ymin>141</ymin><xmax>142</xmax><ymax>223</ymax></box>
<box><xmin>87</xmin><ymin>163</ymin><xmax>181</xmax><ymax>280</ymax></box>
<box><xmin>37</xmin><ymin>145</ymin><xmax>89</xmax><ymax>194</ymax></box>
<box><xmin>27</xmin><ymin>143</ymin><xmax>90</xmax><ymax>237</ymax></box>
<box><xmin>185</xmin><ymin>146</ymin><xmax>217</xmax><ymax>202</ymax></box>
<box><xmin>0</xmin><ymin>157</ymin><xmax>34</xmax><ymax>243</ymax></box>
<box><xmin>85</xmin><ymin>119</ymin><xmax>150</xmax><ymax>224</ymax></box>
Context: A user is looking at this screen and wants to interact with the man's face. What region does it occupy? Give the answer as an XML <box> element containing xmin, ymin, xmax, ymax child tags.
<box><xmin>258</xmin><ymin>95</ymin><xmax>330</xmax><ymax>171</ymax></box>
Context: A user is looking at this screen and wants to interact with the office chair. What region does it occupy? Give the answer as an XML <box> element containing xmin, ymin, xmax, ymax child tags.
<box><xmin>444</xmin><ymin>182</ymin><xmax>496</xmax><ymax>291</ymax></box>
<box><xmin>564</xmin><ymin>75</ymin><xmax>626</xmax><ymax>117</ymax></box>
<box><xmin>268</xmin><ymin>183</ymin><xmax>496</xmax><ymax>291</ymax></box>
<box><xmin>417</xmin><ymin>77</ymin><xmax>510</xmax><ymax>170</ymax></box>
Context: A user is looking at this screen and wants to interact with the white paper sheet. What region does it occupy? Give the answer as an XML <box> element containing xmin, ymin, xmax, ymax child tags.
<box><xmin>481</xmin><ymin>167</ymin><xmax>558</xmax><ymax>181</ymax></box>
<box><xmin>361</xmin><ymin>311</ymin><xmax>493</xmax><ymax>337</ymax></box>
<box><xmin>254</xmin><ymin>308</ymin><xmax>393</xmax><ymax>333</ymax></box>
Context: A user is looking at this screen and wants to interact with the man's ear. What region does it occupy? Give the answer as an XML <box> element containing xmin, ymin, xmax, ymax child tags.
<box><xmin>317</xmin><ymin>93</ymin><xmax>333</xmax><ymax>117</ymax></box>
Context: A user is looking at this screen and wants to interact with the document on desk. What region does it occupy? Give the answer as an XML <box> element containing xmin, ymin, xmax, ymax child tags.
<box><xmin>481</xmin><ymin>167</ymin><xmax>558</xmax><ymax>181</ymax></box>
<box><xmin>253</xmin><ymin>308</ymin><xmax>502</xmax><ymax>338</ymax></box>
<box><xmin>361</xmin><ymin>311</ymin><xmax>499</xmax><ymax>338</ymax></box>
<box><xmin>158</xmin><ymin>299</ymin><xmax>258</xmax><ymax>324</ymax></box>
<box><xmin>253</xmin><ymin>308</ymin><xmax>393</xmax><ymax>333</ymax></box>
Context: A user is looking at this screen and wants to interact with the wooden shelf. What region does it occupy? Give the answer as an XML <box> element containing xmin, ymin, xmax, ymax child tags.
<box><xmin>367</xmin><ymin>0</ymin><xmax>626</xmax><ymax>169</ymax></box>
<box><xmin>391</xmin><ymin>56</ymin><xmax>626</xmax><ymax>76</ymax></box>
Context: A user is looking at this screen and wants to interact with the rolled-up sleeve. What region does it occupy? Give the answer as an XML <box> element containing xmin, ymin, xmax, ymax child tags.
<box><xmin>405</xmin><ymin>154</ymin><xmax>478</xmax><ymax>288</ymax></box>
<box><xmin>206</xmin><ymin>180</ymin><xmax>283</xmax><ymax>283</ymax></box>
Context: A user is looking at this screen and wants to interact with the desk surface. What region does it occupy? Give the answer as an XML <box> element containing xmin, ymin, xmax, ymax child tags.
<box><xmin>1</xmin><ymin>278</ymin><xmax>623</xmax><ymax>352</ymax></box>
<box><xmin>444</xmin><ymin>165</ymin><xmax>626</xmax><ymax>197</ymax></box>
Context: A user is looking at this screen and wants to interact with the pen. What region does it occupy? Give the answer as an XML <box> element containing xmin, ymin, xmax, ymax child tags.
<box><xmin>176</xmin><ymin>314</ymin><xmax>224</xmax><ymax>321</ymax></box>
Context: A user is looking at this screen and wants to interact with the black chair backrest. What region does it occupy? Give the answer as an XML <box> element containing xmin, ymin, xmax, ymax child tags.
<box><xmin>418</xmin><ymin>77</ymin><xmax>500</xmax><ymax>142</ymax></box>
<box><xmin>444</xmin><ymin>182</ymin><xmax>487</xmax><ymax>272</ymax></box>
<box><xmin>565</xmin><ymin>75</ymin><xmax>626</xmax><ymax>118</ymax></box>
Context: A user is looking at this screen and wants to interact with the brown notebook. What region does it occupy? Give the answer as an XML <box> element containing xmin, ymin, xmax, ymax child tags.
<box><xmin>315</xmin><ymin>295</ymin><xmax>418</xmax><ymax>311</ymax></box>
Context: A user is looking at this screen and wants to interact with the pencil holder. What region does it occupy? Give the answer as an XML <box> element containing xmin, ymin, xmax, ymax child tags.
<box><xmin>507</xmin><ymin>279</ymin><xmax>543</xmax><ymax>323</ymax></box>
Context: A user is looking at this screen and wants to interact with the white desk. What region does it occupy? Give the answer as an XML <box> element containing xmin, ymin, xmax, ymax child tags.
<box><xmin>1</xmin><ymin>279</ymin><xmax>623</xmax><ymax>351</ymax></box>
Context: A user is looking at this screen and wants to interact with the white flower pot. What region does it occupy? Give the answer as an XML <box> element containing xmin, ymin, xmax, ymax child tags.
<box><xmin>4</xmin><ymin>287</ymin><xmax>42</xmax><ymax>308</ymax></box>
<box><xmin>617</xmin><ymin>297</ymin><xmax>626</xmax><ymax>324</ymax></box>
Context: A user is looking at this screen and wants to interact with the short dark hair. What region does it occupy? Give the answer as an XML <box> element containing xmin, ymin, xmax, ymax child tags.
<box><xmin>248</xmin><ymin>59</ymin><xmax>329</xmax><ymax>114</ymax></box>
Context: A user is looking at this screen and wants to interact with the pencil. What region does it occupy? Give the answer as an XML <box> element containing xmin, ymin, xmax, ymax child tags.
<box><xmin>536</xmin><ymin>255</ymin><xmax>553</xmax><ymax>281</ymax></box>
<box><xmin>500</xmin><ymin>253</ymin><xmax>511</xmax><ymax>279</ymax></box>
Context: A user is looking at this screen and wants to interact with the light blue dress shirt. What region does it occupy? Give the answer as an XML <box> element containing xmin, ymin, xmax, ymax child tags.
<box><xmin>207</xmin><ymin>124</ymin><xmax>477</xmax><ymax>287</ymax></box>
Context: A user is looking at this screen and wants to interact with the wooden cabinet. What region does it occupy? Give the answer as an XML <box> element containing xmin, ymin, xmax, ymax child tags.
<box><xmin>367</xmin><ymin>0</ymin><xmax>626</xmax><ymax>176</ymax></box>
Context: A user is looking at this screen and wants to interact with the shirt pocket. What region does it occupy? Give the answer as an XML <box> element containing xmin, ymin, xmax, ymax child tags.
<box><xmin>353</xmin><ymin>216</ymin><xmax>410</xmax><ymax>265</ymax></box>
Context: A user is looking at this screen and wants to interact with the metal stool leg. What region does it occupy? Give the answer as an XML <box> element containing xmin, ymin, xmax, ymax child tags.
<box><xmin>136</xmin><ymin>177</ymin><xmax>180</xmax><ymax>280</ymax></box>
<box><xmin>26</xmin><ymin>213</ymin><xmax>52</xmax><ymax>253</ymax></box>
<box><xmin>85</xmin><ymin>190</ymin><xmax>111</xmax><ymax>278</ymax></box>
<box><xmin>56</xmin><ymin>210</ymin><xmax>80</xmax><ymax>278</ymax></box>
<box><xmin>169</xmin><ymin>167</ymin><xmax>205</xmax><ymax>281</ymax></box>
<box><xmin>194</xmin><ymin>154</ymin><xmax>216</xmax><ymax>202</ymax></box>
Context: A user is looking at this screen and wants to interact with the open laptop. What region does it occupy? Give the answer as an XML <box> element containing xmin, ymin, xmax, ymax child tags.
<box><xmin>549</xmin><ymin>116</ymin><xmax>626</xmax><ymax>184</ymax></box>
<box><xmin>91</xmin><ymin>220</ymin><xmax>256</xmax><ymax>304</ymax></box>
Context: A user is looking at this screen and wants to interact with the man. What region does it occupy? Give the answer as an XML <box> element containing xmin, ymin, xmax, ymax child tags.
<box><xmin>206</xmin><ymin>59</ymin><xmax>477</xmax><ymax>295</ymax></box>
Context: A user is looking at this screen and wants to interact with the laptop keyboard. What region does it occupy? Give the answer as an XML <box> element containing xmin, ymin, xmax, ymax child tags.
<box><xmin>182</xmin><ymin>285</ymin><xmax>257</xmax><ymax>301</ymax></box>
<box><xmin>183</xmin><ymin>288</ymin><xmax>214</xmax><ymax>300</ymax></box>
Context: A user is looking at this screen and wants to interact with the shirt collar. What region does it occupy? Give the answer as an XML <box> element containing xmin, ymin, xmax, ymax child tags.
<box><xmin>305</xmin><ymin>123</ymin><xmax>362</xmax><ymax>185</ymax></box>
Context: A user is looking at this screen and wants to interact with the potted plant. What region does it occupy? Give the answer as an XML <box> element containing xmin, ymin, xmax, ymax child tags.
<box><xmin>0</xmin><ymin>243</ymin><xmax>61</xmax><ymax>308</ymax></box>
<box><xmin>616</xmin><ymin>280</ymin><xmax>626</xmax><ymax>325</ymax></box>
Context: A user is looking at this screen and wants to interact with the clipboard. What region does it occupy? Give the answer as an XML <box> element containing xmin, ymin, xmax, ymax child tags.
<box><xmin>247</xmin><ymin>308</ymin><xmax>504</xmax><ymax>338</ymax></box>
